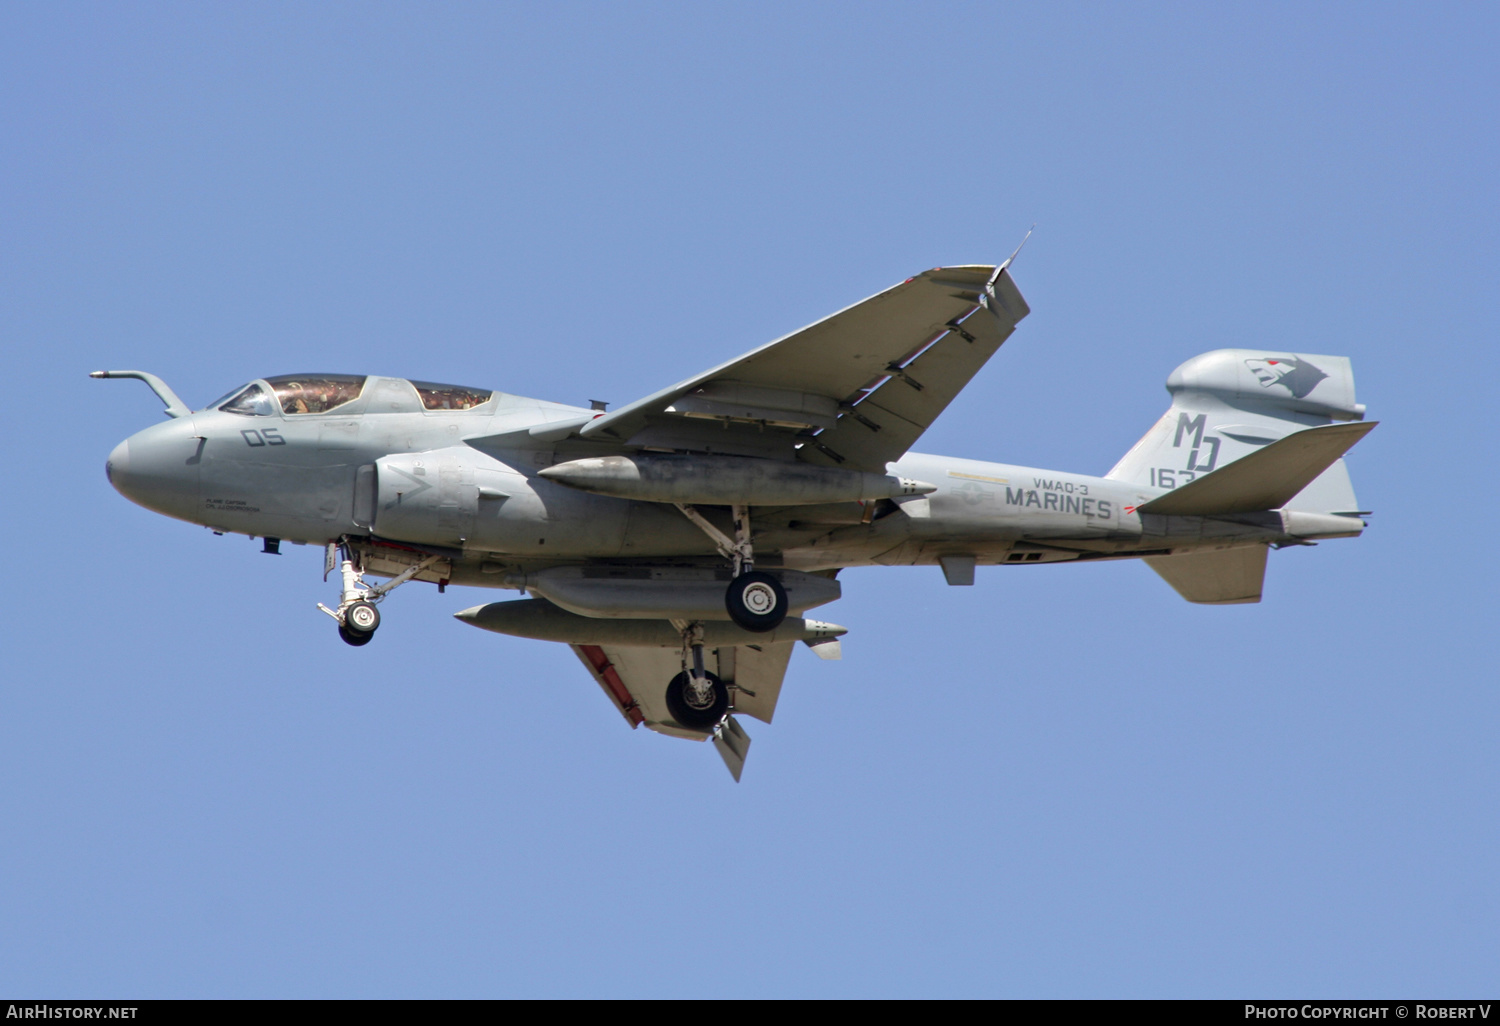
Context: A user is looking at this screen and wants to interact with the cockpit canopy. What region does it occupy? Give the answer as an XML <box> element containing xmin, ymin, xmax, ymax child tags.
<box><xmin>409</xmin><ymin>380</ymin><xmax>492</xmax><ymax>411</ymax></box>
<box><xmin>268</xmin><ymin>374</ymin><xmax>367</xmax><ymax>415</ymax></box>
<box><xmin>212</xmin><ymin>375</ymin><xmax>494</xmax><ymax>416</ymax></box>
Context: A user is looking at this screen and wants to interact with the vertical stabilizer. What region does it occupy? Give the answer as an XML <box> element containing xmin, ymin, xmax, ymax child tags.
<box><xmin>1107</xmin><ymin>350</ymin><xmax>1367</xmax><ymax>513</ymax></box>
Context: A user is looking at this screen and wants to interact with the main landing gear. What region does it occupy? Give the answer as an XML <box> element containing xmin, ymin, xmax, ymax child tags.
<box><xmin>317</xmin><ymin>543</ymin><xmax>443</xmax><ymax>647</ymax></box>
<box><xmin>673</xmin><ymin>502</ymin><xmax>789</xmax><ymax>633</ymax></box>
<box><xmin>666</xmin><ymin>622</ymin><xmax>730</xmax><ymax>730</ymax></box>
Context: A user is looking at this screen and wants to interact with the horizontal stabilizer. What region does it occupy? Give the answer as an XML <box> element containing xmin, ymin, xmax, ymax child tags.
<box><xmin>1144</xmin><ymin>545</ymin><xmax>1268</xmax><ymax>604</ymax></box>
<box><xmin>1139</xmin><ymin>422</ymin><xmax>1376</xmax><ymax>515</ymax></box>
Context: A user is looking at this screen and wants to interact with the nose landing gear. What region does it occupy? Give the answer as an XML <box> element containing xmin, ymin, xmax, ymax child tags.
<box><xmin>317</xmin><ymin>544</ymin><xmax>441</xmax><ymax>646</ymax></box>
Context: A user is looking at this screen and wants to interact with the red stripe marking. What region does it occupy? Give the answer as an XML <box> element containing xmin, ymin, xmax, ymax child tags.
<box><xmin>578</xmin><ymin>644</ymin><xmax>644</xmax><ymax>727</ymax></box>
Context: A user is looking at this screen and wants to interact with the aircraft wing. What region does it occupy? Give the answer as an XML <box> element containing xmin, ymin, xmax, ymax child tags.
<box><xmin>571</xmin><ymin>638</ymin><xmax>797</xmax><ymax>779</ymax></box>
<box><xmin>578</xmin><ymin>264</ymin><xmax>1029</xmax><ymax>472</ymax></box>
<box><xmin>572</xmin><ymin>640</ymin><xmax>794</xmax><ymax>729</ymax></box>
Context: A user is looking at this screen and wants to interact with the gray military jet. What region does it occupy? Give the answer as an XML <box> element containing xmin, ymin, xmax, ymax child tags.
<box><xmin>97</xmin><ymin>258</ymin><xmax>1375</xmax><ymax>778</ymax></box>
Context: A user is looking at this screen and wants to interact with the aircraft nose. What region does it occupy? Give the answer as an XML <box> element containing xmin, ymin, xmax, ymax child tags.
<box><xmin>104</xmin><ymin>420</ymin><xmax>201</xmax><ymax>519</ymax></box>
<box><xmin>105</xmin><ymin>438</ymin><xmax>130</xmax><ymax>491</ymax></box>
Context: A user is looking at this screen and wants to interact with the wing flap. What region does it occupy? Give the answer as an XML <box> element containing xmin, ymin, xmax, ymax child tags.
<box><xmin>1144</xmin><ymin>545</ymin><xmax>1269</xmax><ymax>604</ymax></box>
<box><xmin>1138</xmin><ymin>421</ymin><xmax>1377</xmax><ymax>515</ymax></box>
<box><xmin>718</xmin><ymin>640</ymin><xmax>795</xmax><ymax>724</ymax></box>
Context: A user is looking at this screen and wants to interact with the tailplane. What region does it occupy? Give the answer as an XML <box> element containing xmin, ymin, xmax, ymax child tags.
<box><xmin>1138</xmin><ymin>421</ymin><xmax>1376</xmax><ymax>516</ymax></box>
<box><xmin>1144</xmin><ymin>547</ymin><xmax>1268</xmax><ymax>605</ymax></box>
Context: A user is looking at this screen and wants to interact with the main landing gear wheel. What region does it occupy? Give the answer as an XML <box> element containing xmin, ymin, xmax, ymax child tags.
<box><xmin>665</xmin><ymin>670</ymin><xmax>729</xmax><ymax>731</ymax></box>
<box><xmin>725</xmin><ymin>571</ymin><xmax>788</xmax><ymax>633</ymax></box>
<box><xmin>672</xmin><ymin>503</ymin><xmax>785</xmax><ymax>631</ymax></box>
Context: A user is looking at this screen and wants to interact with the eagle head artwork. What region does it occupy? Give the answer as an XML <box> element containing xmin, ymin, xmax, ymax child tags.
<box><xmin>1244</xmin><ymin>356</ymin><xmax>1329</xmax><ymax>399</ymax></box>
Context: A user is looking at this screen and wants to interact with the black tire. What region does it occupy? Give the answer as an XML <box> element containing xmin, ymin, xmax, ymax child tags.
<box><xmin>339</xmin><ymin>623</ymin><xmax>374</xmax><ymax>647</ymax></box>
<box><xmin>725</xmin><ymin>570</ymin><xmax>788</xmax><ymax>633</ymax></box>
<box><xmin>665</xmin><ymin>670</ymin><xmax>729</xmax><ymax>731</ymax></box>
<box><xmin>344</xmin><ymin>600</ymin><xmax>380</xmax><ymax>634</ymax></box>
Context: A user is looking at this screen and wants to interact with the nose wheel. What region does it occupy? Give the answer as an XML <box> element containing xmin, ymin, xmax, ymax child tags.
<box><xmin>338</xmin><ymin>622</ymin><xmax>375</xmax><ymax>647</ymax></box>
<box><xmin>344</xmin><ymin>600</ymin><xmax>380</xmax><ymax>633</ymax></box>
<box><xmin>318</xmin><ymin>544</ymin><xmax>441</xmax><ymax>647</ymax></box>
<box><xmin>336</xmin><ymin>599</ymin><xmax>381</xmax><ymax>646</ymax></box>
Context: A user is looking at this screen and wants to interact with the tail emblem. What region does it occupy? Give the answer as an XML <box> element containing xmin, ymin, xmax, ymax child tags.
<box><xmin>1244</xmin><ymin>356</ymin><xmax>1329</xmax><ymax>399</ymax></box>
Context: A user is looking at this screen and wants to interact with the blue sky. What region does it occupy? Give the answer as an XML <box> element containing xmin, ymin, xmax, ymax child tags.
<box><xmin>2</xmin><ymin>2</ymin><xmax>1496</xmax><ymax>997</ymax></box>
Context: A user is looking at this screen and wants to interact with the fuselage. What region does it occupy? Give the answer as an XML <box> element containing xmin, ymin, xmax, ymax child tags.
<box><xmin>105</xmin><ymin>374</ymin><xmax>1328</xmax><ymax>587</ymax></box>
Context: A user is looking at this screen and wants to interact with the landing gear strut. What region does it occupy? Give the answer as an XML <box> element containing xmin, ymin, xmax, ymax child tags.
<box><xmin>665</xmin><ymin>621</ymin><xmax>730</xmax><ymax>730</ymax></box>
<box><xmin>318</xmin><ymin>543</ymin><xmax>442</xmax><ymax>647</ymax></box>
<box><xmin>673</xmin><ymin>502</ymin><xmax>789</xmax><ymax>632</ymax></box>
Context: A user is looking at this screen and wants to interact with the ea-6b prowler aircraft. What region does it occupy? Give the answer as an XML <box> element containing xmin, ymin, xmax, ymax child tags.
<box><xmin>97</xmin><ymin>258</ymin><xmax>1375</xmax><ymax>779</ymax></box>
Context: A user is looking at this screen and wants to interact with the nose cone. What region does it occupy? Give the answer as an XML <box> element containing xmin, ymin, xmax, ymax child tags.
<box><xmin>105</xmin><ymin>439</ymin><xmax>130</xmax><ymax>489</ymax></box>
<box><xmin>105</xmin><ymin>419</ymin><xmax>202</xmax><ymax>521</ymax></box>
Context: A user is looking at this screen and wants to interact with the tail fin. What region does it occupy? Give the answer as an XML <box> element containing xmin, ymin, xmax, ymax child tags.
<box><xmin>1107</xmin><ymin>349</ymin><xmax>1369</xmax><ymax>514</ymax></box>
